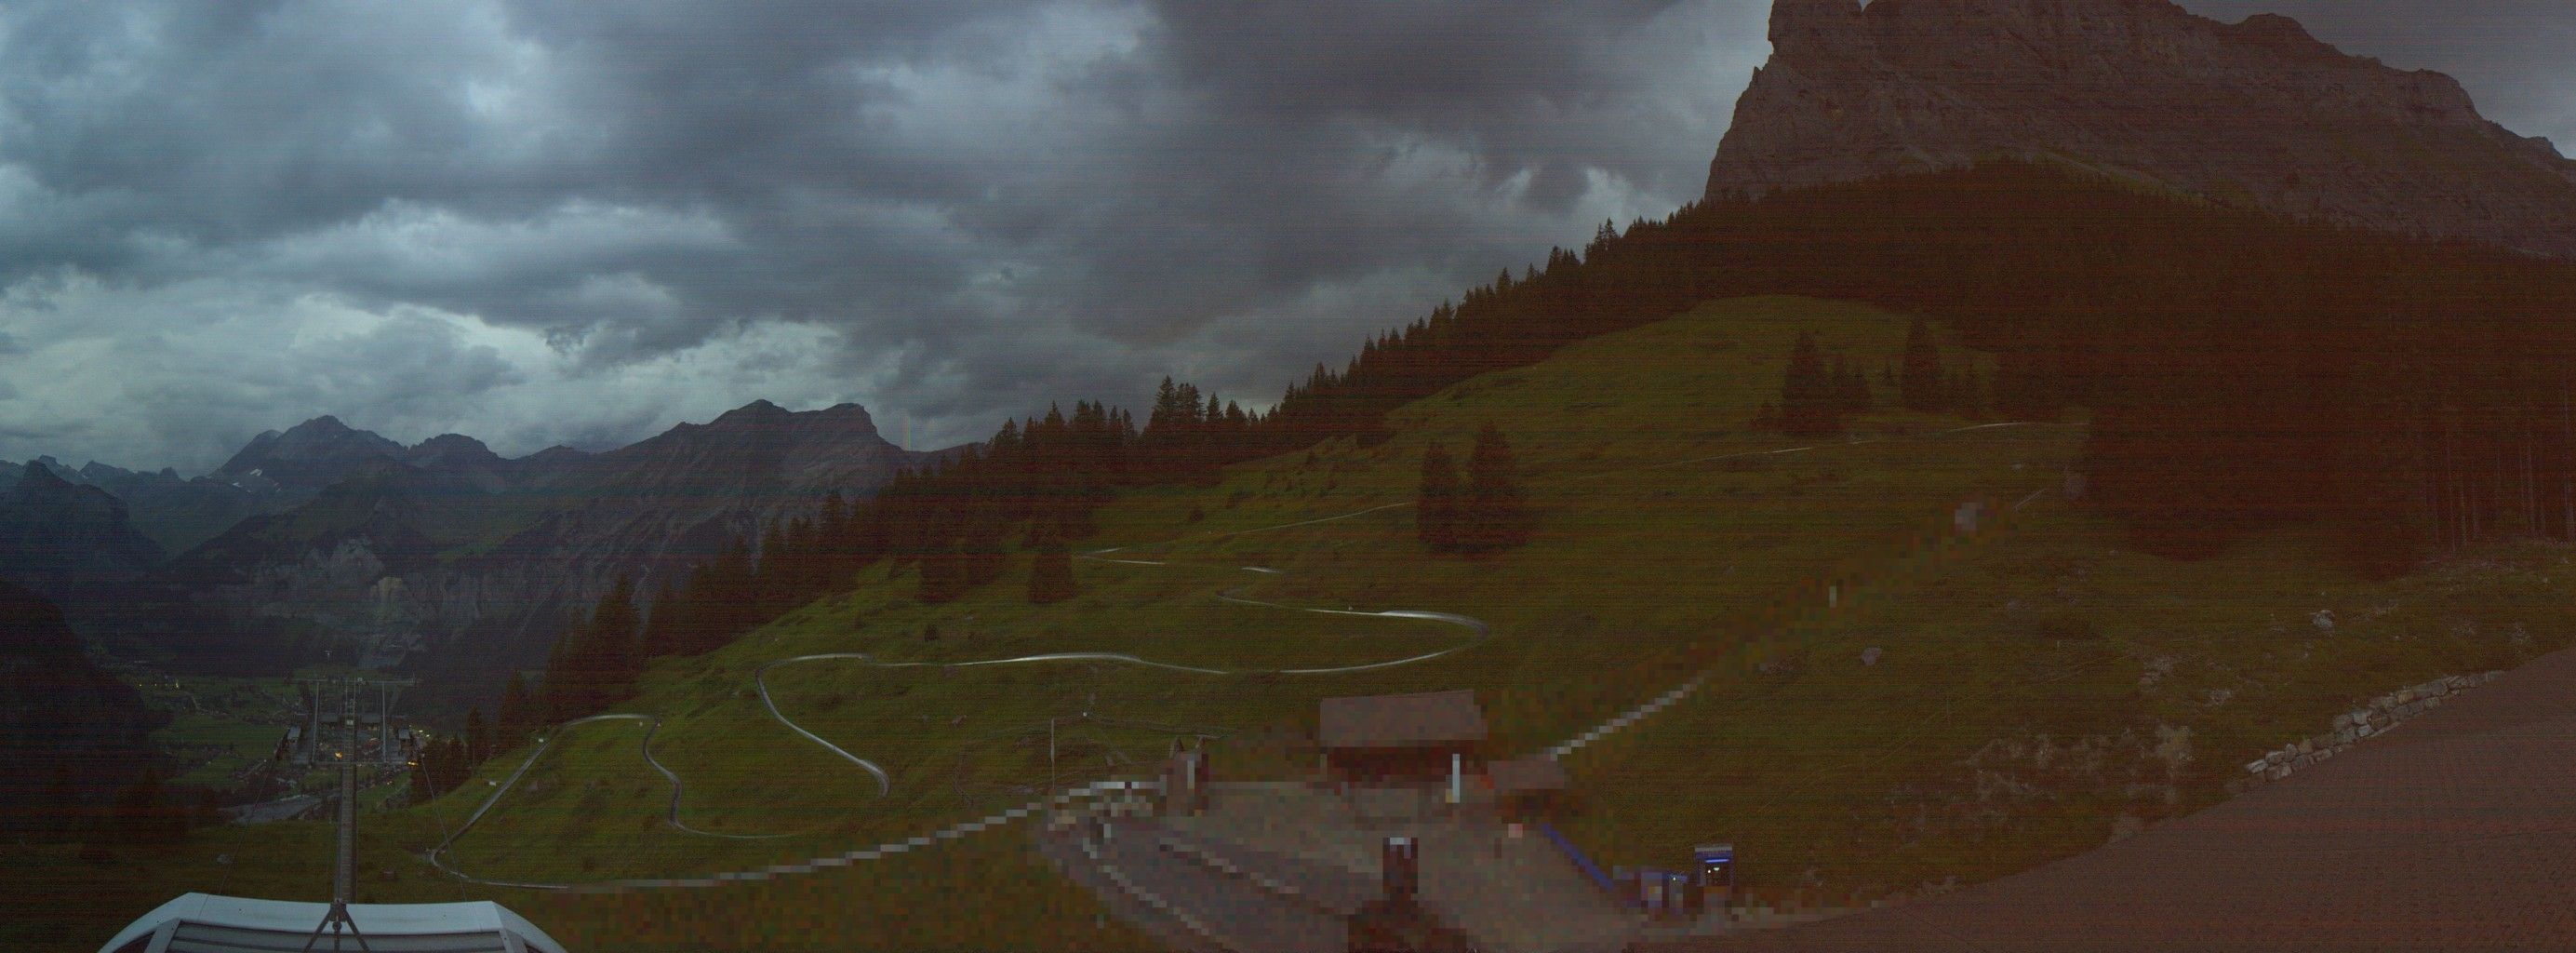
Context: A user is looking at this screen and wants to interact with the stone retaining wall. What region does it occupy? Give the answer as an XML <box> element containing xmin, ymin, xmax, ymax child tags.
<box><xmin>2239</xmin><ymin>671</ymin><xmax>2502</xmax><ymax>785</ymax></box>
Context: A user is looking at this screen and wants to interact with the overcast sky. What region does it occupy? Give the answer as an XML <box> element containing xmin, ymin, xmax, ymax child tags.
<box><xmin>0</xmin><ymin>1</ymin><xmax>2567</xmax><ymax>474</ymax></box>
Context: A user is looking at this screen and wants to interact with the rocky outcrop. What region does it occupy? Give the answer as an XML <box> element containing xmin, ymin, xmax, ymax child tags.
<box><xmin>1711</xmin><ymin>0</ymin><xmax>2576</xmax><ymax>258</ymax></box>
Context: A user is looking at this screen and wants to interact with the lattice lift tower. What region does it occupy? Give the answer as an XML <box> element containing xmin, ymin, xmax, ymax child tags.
<box><xmin>276</xmin><ymin>677</ymin><xmax>418</xmax><ymax>952</ymax></box>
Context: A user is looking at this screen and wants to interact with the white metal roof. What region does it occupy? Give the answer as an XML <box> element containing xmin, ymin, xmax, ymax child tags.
<box><xmin>98</xmin><ymin>893</ymin><xmax>568</xmax><ymax>953</ymax></box>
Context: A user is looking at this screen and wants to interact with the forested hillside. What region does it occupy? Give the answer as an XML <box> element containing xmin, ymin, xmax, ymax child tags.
<box><xmin>530</xmin><ymin>162</ymin><xmax>2576</xmax><ymax>723</ymax></box>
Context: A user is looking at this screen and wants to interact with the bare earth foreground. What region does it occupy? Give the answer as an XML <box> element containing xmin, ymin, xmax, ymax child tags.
<box><xmin>1650</xmin><ymin>643</ymin><xmax>2576</xmax><ymax>952</ymax></box>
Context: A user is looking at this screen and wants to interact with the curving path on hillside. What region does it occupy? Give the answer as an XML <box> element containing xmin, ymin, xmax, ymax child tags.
<box><xmin>426</xmin><ymin>421</ymin><xmax>2063</xmax><ymax>892</ymax></box>
<box><xmin>425</xmin><ymin>556</ymin><xmax>1494</xmax><ymax>891</ymax></box>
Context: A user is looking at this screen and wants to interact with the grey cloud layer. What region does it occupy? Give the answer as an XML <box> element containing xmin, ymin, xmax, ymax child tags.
<box><xmin>0</xmin><ymin>0</ymin><xmax>2563</xmax><ymax>472</ymax></box>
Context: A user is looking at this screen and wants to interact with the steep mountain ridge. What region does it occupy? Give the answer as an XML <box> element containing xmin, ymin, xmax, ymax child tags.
<box><xmin>0</xmin><ymin>463</ymin><xmax>166</xmax><ymax>609</ymax></box>
<box><xmin>163</xmin><ymin>401</ymin><xmax>955</xmax><ymax>694</ymax></box>
<box><xmin>212</xmin><ymin>414</ymin><xmax>408</xmax><ymax>497</ymax></box>
<box><xmin>31</xmin><ymin>459</ymin><xmax>268</xmax><ymax>555</ymax></box>
<box><xmin>1712</xmin><ymin>0</ymin><xmax>2576</xmax><ymax>257</ymax></box>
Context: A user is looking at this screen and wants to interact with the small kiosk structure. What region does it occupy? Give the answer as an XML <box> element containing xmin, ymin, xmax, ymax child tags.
<box><xmin>1160</xmin><ymin>744</ymin><xmax>1212</xmax><ymax>815</ymax></box>
<box><xmin>1484</xmin><ymin>756</ymin><xmax>1569</xmax><ymax>821</ymax></box>
<box><xmin>1694</xmin><ymin>842</ymin><xmax>1736</xmax><ymax>916</ymax></box>
<box><xmin>1317</xmin><ymin>690</ymin><xmax>1486</xmax><ymax>789</ymax></box>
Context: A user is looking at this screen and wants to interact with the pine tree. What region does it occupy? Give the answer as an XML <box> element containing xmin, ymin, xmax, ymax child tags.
<box><xmin>1781</xmin><ymin>330</ymin><xmax>1842</xmax><ymax>437</ymax></box>
<box><xmin>464</xmin><ymin>708</ymin><xmax>491</xmax><ymax>765</ymax></box>
<box><xmin>498</xmin><ymin>673</ymin><xmax>534</xmax><ymax>741</ymax></box>
<box><xmin>918</xmin><ymin>543</ymin><xmax>965</xmax><ymax>603</ymax></box>
<box><xmin>1995</xmin><ymin>345</ymin><xmax>2058</xmax><ymax>421</ymax></box>
<box><xmin>1417</xmin><ymin>441</ymin><xmax>1462</xmax><ymax>552</ymax></box>
<box><xmin>545</xmin><ymin>574</ymin><xmax>641</xmax><ymax>720</ymax></box>
<box><xmin>112</xmin><ymin>768</ymin><xmax>181</xmax><ymax>846</ymax></box>
<box><xmin>1588</xmin><ymin>219</ymin><xmax>1619</xmax><ymax>260</ymax></box>
<box><xmin>1830</xmin><ymin>356</ymin><xmax>1870</xmax><ymax>415</ymax></box>
<box><xmin>539</xmin><ymin>625</ymin><xmax>577</xmax><ymax>723</ymax></box>
<box><xmin>591</xmin><ymin>574</ymin><xmax>642</xmax><ymax>707</ymax></box>
<box><xmin>1464</xmin><ymin>423</ymin><xmax>1529</xmax><ymax>553</ymax></box>
<box><xmin>1902</xmin><ymin>316</ymin><xmax>1942</xmax><ymax>411</ymax></box>
<box><xmin>1945</xmin><ymin>368</ymin><xmax>1984</xmax><ymax>418</ymax></box>
<box><xmin>640</xmin><ymin>580</ymin><xmax>683</xmax><ymax>660</ymax></box>
<box><xmin>1025</xmin><ymin>529</ymin><xmax>1076</xmax><ymax>605</ymax></box>
<box><xmin>431</xmin><ymin>737</ymin><xmax>467</xmax><ymax>793</ymax></box>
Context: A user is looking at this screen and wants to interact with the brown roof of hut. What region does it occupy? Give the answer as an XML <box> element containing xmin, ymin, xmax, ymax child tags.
<box><xmin>1486</xmin><ymin>757</ymin><xmax>1569</xmax><ymax>796</ymax></box>
<box><xmin>1318</xmin><ymin>690</ymin><xmax>1487</xmax><ymax>749</ymax></box>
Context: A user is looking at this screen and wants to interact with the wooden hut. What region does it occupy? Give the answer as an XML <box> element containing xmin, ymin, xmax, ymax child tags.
<box><xmin>1318</xmin><ymin>690</ymin><xmax>1486</xmax><ymax>785</ymax></box>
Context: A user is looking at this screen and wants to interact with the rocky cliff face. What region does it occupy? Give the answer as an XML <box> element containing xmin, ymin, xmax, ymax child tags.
<box><xmin>1710</xmin><ymin>0</ymin><xmax>2576</xmax><ymax>258</ymax></box>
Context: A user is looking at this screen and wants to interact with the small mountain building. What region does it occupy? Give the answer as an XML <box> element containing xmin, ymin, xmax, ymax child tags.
<box><xmin>1319</xmin><ymin>689</ymin><xmax>1487</xmax><ymax>785</ymax></box>
<box><xmin>1485</xmin><ymin>755</ymin><xmax>1570</xmax><ymax>820</ymax></box>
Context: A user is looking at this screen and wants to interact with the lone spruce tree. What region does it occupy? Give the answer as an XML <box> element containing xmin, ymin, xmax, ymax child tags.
<box><xmin>498</xmin><ymin>672</ymin><xmax>534</xmax><ymax>740</ymax></box>
<box><xmin>1464</xmin><ymin>423</ymin><xmax>1529</xmax><ymax>553</ymax></box>
<box><xmin>1417</xmin><ymin>441</ymin><xmax>1462</xmax><ymax>552</ymax></box>
<box><xmin>1025</xmin><ymin>521</ymin><xmax>1077</xmax><ymax>604</ymax></box>
<box><xmin>1781</xmin><ymin>330</ymin><xmax>1842</xmax><ymax>437</ymax></box>
<box><xmin>1902</xmin><ymin>315</ymin><xmax>1942</xmax><ymax>411</ymax></box>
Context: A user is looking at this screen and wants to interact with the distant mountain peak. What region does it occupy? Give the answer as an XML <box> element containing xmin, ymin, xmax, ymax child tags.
<box><xmin>16</xmin><ymin>460</ymin><xmax>72</xmax><ymax>490</ymax></box>
<box><xmin>212</xmin><ymin>413</ymin><xmax>406</xmax><ymax>492</ymax></box>
<box><xmin>1713</xmin><ymin>0</ymin><xmax>2576</xmax><ymax>257</ymax></box>
<box><xmin>695</xmin><ymin>400</ymin><xmax>880</xmax><ymax>436</ymax></box>
<box><xmin>709</xmin><ymin>399</ymin><xmax>793</xmax><ymax>427</ymax></box>
<box><xmin>411</xmin><ymin>433</ymin><xmax>493</xmax><ymax>453</ymax></box>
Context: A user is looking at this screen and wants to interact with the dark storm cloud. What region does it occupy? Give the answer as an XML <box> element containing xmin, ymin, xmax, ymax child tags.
<box><xmin>0</xmin><ymin>0</ymin><xmax>2563</xmax><ymax>472</ymax></box>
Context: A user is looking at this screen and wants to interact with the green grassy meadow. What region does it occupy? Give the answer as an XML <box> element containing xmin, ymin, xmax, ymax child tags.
<box><xmin>17</xmin><ymin>294</ymin><xmax>2569</xmax><ymax>948</ymax></box>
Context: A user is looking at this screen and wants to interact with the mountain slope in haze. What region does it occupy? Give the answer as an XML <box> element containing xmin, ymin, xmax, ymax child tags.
<box><xmin>0</xmin><ymin>580</ymin><xmax>163</xmax><ymax>837</ymax></box>
<box><xmin>17</xmin><ymin>414</ymin><xmax>438</xmax><ymax>557</ymax></box>
<box><xmin>1710</xmin><ymin>0</ymin><xmax>2576</xmax><ymax>258</ymax></box>
<box><xmin>0</xmin><ymin>463</ymin><xmax>166</xmax><ymax>610</ymax></box>
<box><xmin>33</xmin><ymin>459</ymin><xmax>267</xmax><ymax>556</ymax></box>
<box><xmin>164</xmin><ymin>401</ymin><xmax>953</xmax><ymax>691</ymax></box>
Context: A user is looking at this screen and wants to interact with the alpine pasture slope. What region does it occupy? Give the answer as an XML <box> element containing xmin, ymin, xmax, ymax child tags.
<box><xmin>418</xmin><ymin>294</ymin><xmax>2073</xmax><ymax>939</ymax></box>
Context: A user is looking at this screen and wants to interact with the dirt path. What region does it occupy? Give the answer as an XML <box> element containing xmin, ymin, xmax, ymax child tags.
<box><xmin>1644</xmin><ymin>643</ymin><xmax>2576</xmax><ymax>952</ymax></box>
